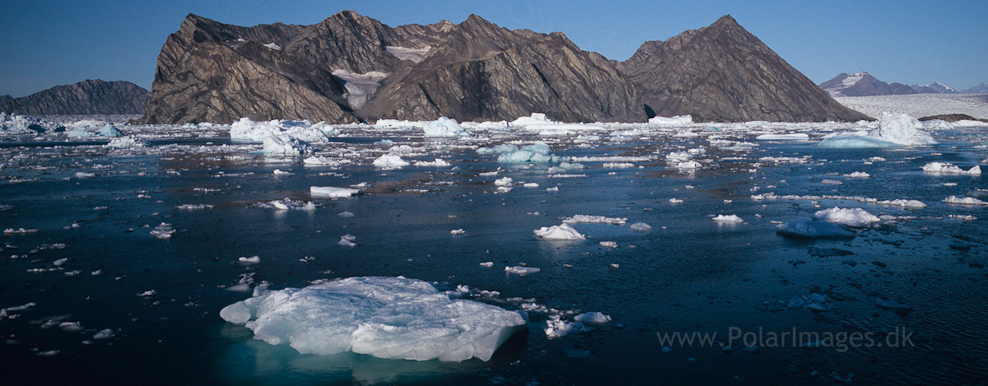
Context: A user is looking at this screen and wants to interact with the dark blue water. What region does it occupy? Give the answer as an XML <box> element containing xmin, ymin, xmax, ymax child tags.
<box><xmin>1</xmin><ymin>133</ymin><xmax>986</xmax><ymax>385</ymax></box>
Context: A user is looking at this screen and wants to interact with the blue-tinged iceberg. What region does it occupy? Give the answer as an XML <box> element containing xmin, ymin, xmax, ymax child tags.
<box><xmin>818</xmin><ymin>113</ymin><xmax>936</xmax><ymax>148</ymax></box>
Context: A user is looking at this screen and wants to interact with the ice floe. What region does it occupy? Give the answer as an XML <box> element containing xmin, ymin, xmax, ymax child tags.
<box><xmin>776</xmin><ymin>220</ymin><xmax>855</xmax><ymax>239</ymax></box>
<box><xmin>648</xmin><ymin>115</ymin><xmax>692</xmax><ymax>125</ymax></box>
<box><xmin>922</xmin><ymin>162</ymin><xmax>981</xmax><ymax>175</ymax></box>
<box><xmin>310</xmin><ymin>186</ymin><xmax>362</xmax><ymax>198</ymax></box>
<box><xmin>562</xmin><ymin>215</ymin><xmax>627</xmax><ymax>225</ymax></box>
<box><xmin>372</xmin><ymin>154</ymin><xmax>410</xmax><ymax>167</ymax></box>
<box><xmin>505</xmin><ymin>266</ymin><xmax>541</xmax><ymax>275</ymax></box>
<box><xmin>219</xmin><ymin>276</ymin><xmax>527</xmax><ymax>362</ymax></box>
<box><xmin>942</xmin><ymin>196</ymin><xmax>988</xmax><ymax>206</ymax></box>
<box><xmin>497</xmin><ymin>143</ymin><xmax>567</xmax><ymax>163</ymax></box>
<box><xmin>423</xmin><ymin>117</ymin><xmax>470</xmax><ymax>137</ymax></box>
<box><xmin>533</xmin><ymin>223</ymin><xmax>585</xmax><ymax>240</ymax></box>
<box><xmin>812</xmin><ymin>207</ymin><xmax>880</xmax><ymax>228</ymax></box>
<box><xmin>712</xmin><ymin>214</ymin><xmax>743</xmax><ymax>223</ymax></box>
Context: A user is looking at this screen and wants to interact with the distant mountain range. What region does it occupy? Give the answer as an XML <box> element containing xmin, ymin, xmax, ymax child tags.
<box><xmin>820</xmin><ymin>72</ymin><xmax>987</xmax><ymax>96</ymax></box>
<box><xmin>0</xmin><ymin>79</ymin><xmax>149</xmax><ymax>115</ymax></box>
<box><xmin>139</xmin><ymin>11</ymin><xmax>867</xmax><ymax>124</ymax></box>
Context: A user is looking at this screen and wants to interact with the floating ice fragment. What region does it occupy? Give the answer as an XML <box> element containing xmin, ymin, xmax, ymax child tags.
<box><xmin>261</xmin><ymin>135</ymin><xmax>313</xmax><ymax>156</ymax></box>
<box><xmin>629</xmin><ymin>222</ymin><xmax>652</xmax><ymax>232</ymax></box>
<box><xmin>669</xmin><ymin>198</ymin><xmax>684</xmax><ymax>204</ymax></box>
<box><xmin>219</xmin><ymin>276</ymin><xmax>527</xmax><ymax>362</ymax></box>
<box><xmin>533</xmin><ymin>223</ymin><xmax>585</xmax><ymax>240</ymax></box>
<box><xmin>776</xmin><ymin>220</ymin><xmax>855</xmax><ymax>239</ymax></box>
<box><xmin>922</xmin><ymin>162</ymin><xmax>981</xmax><ymax>175</ymax></box>
<box><xmin>819</xmin><ymin>113</ymin><xmax>936</xmax><ymax>148</ymax></box>
<box><xmin>451</xmin><ymin>229</ymin><xmax>466</xmax><ymax>236</ymax></box>
<box><xmin>573</xmin><ymin>312</ymin><xmax>611</xmax><ymax>324</ymax></box>
<box><xmin>413</xmin><ymin>158</ymin><xmax>451</xmax><ymax>167</ymax></box>
<box><xmin>494</xmin><ymin>177</ymin><xmax>513</xmax><ymax>186</ymax></box>
<box><xmin>844</xmin><ymin>172</ymin><xmax>870</xmax><ymax>178</ymax></box>
<box><xmin>756</xmin><ymin>133</ymin><xmax>809</xmax><ymax>140</ymax></box>
<box><xmin>238</xmin><ymin>256</ymin><xmax>261</xmax><ymax>265</ymax></box>
<box><xmin>150</xmin><ymin>223</ymin><xmax>175</xmax><ymax>239</ymax></box>
<box><xmin>423</xmin><ymin>117</ymin><xmax>470</xmax><ymax>137</ymax></box>
<box><xmin>310</xmin><ymin>186</ymin><xmax>362</xmax><ymax>198</ymax></box>
<box><xmin>813</xmin><ymin>207</ymin><xmax>880</xmax><ymax>228</ymax></box>
<box><xmin>372</xmin><ymin>154</ymin><xmax>410</xmax><ymax>167</ymax></box>
<box><xmin>505</xmin><ymin>266</ymin><xmax>541</xmax><ymax>275</ymax></box>
<box><xmin>712</xmin><ymin>215</ymin><xmax>743</xmax><ymax>223</ymax></box>
<box><xmin>337</xmin><ymin>211</ymin><xmax>355</xmax><ymax>218</ymax></box>
<box><xmin>649</xmin><ymin>115</ymin><xmax>692</xmax><ymax>125</ymax></box>
<box><xmin>93</xmin><ymin>329</ymin><xmax>115</xmax><ymax>339</ymax></box>
<box><xmin>942</xmin><ymin>196</ymin><xmax>988</xmax><ymax>206</ymax></box>
<box><xmin>562</xmin><ymin>215</ymin><xmax>627</xmax><ymax>225</ymax></box>
<box><xmin>479</xmin><ymin>262</ymin><xmax>494</xmax><ymax>268</ymax></box>
<box><xmin>599</xmin><ymin>241</ymin><xmax>618</xmax><ymax>248</ymax></box>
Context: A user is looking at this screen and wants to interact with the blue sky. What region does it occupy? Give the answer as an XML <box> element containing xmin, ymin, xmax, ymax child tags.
<box><xmin>1</xmin><ymin>0</ymin><xmax>986</xmax><ymax>97</ymax></box>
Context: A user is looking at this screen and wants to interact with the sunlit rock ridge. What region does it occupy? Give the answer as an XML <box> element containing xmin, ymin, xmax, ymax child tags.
<box><xmin>1</xmin><ymin>80</ymin><xmax>149</xmax><ymax>115</ymax></box>
<box><xmin>142</xmin><ymin>11</ymin><xmax>864</xmax><ymax>124</ymax></box>
<box><xmin>619</xmin><ymin>15</ymin><xmax>870</xmax><ymax>122</ymax></box>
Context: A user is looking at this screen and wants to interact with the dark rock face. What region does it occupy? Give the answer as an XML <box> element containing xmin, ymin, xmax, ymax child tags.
<box><xmin>360</xmin><ymin>15</ymin><xmax>645</xmax><ymax>123</ymax></box>
<box><xmin>142</xmin><ymin>12</ymin><xmax>645</xmax><ymax>124</ymax></box>
<box><xmin>620</xmin><ymin>15</ymin><xmax>871</xmax><ymax>122</ymax></box>
<box><xmin>0</xmin><ymin>79</ymin><xmax>148</xmax><ymax>115</ymax></box>
<box><xmin>918</xmin><ymin>114</ymin><xmax>987</xmax><ymax>123</ymax></box>
<box><xmin>819</xmin><ymin>72</ymin><xmax>916</xmax><ymax>97</ymax></box>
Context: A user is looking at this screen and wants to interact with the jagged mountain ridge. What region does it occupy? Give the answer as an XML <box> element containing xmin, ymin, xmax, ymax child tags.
<box><xmin>819</xmin><ymin>72</ymin><xmax>916</xmax><ymax>97</ymax></box>
<box><xmin>1</xmin><ymin>79</ymin><xmax>148</xmax><ymax>115</ymax></box>
<box><xmin>911</xmin><ymin>81</ymin><xmax>957</xmax><ymax>94</ymax></box>
<box><xmin>963</xmin><ymin>82</ymin><xmax>988</xmax><ymax>94</ymax></box>
<box><xmin>619</xmin><ymin>15</ymin><xmax>870</xmax><ymax>122</ymax></box>
<box><xmin>141</xmin><ymin>11</ymin><xmax>645</xmax><ymax>124</ymax></box>
<box><xmin>142</xmin><ymin>11</ymin><xmax>866</xmax><ymax>124</ymax></box>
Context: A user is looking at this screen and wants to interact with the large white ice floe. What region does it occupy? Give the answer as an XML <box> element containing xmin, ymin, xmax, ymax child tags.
<box><xmin>712</xmin><ymin>214</ymin><xmax>744</xmax><ymax>223</ymax></box>
<box><xmin>219</xmin><ymin>276</ymin><xmax>527</xmax><ymax>362</ymax></box>
<box><xmin>533</xmin><ymin>223</ymin><xmax>585</xmax><ymax>240</ymax></box>
<box><xmin>818</xmin><ymin>113</ymin><xmax>936</xmax><ymax>148</ymax></box>
<box><xmin>812</xmin><ymin>207</ymin><xmax>881</xmax><ymax>228</ymax></box>
<box><xmin>921</xmin><ymin>162</ymin><xmax>981</xmax><ymax>175</ymax></box>
<box><xmin>310</xmin><ymin>186</ymin><xmax>362</xmax><ymax>198</ymax></box>
<box><xmin>648</xmin><ymin>115</ymin><xmax>692</xmax><ymax>125</ymax></box>
<box><xmin>423</xmin><ymin>117</ymin><xmax>470</xmax><ymax>137</ymax></box>
<box><xmin>776</xmin><ymin>220</ymin><xmax>855</xmax><ymax>239</ymax></box>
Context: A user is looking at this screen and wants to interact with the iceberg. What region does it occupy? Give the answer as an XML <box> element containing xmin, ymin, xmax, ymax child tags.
<box><xmin>533</xmin><ymin>223</ymin><xmax>585</xmax><ymax>240</ymax></box>
<box><xmin>818</xmin><ymin>113</ymin><xmax>936</xmax><ymax>148</ymax></box>
<box><xmin>220</xmin><ymin>276</ymin><xmax>527</xmax><ymax>362</ymax></box>
<box><xmin>476</xmin><ymin>144</ymin><xmax>518</xmax><ymax>154</ymax></box>
<box><xmin>776</xmin><ymin>220</ymin><xmax>855</xmax><ymax>239</ymax></box>
<box><xmin>423</xmin><ymin>117</ymin><xmax>470</xmax><ymax>137</ymax></box>
<box><xmin>230</xmin><ymin>117</ymin><xmax>328</xmax><ymax>143</ymax></box>
<box><xmin>812</xmin><ymin>207</ymin><xmax>880</xmax><ymax>228</ymax></box>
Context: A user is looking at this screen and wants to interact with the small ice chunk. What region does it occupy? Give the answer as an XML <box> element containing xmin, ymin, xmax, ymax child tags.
<box><xmin>150</xmin><ymin>223</ymin><xmax>175</xmax><ymax>239</ymax></box>
<box><xmin>562</xmin><ymin>214</ymin><xmax>627</xmax><ymax>225</ymax></box>
<box><xmin>337</xmin><ymin>211</ymin><xmax>355</xmax><ymax>218</ymax></box>
<box><xmin>450</xmin><ymin>229</ymin><xmax>466</xmax><ymax>236</ymax></box>
<box><xmin>494</xmin><ymin>177</ymin><xmax>513</xmax><ymax>186</ymax></box>
<box><xmin>372</xmin><ymin>154</ymin><xmax>410</xmax><ymax>167</ymax></box>
<box><xmin>238</xmin><ymin>256</ymin><xmax>261</xmax><ymax>264</ymax></box>
<box><xmin>93</xmin><ymin>329</ymin><xmax>115</xmax><ymax>339</ymax></box>
<box><xmin>310</xmin><ymin>186</ymin><xmax>362</xmax><ymax>198</ymax></box>
<box><xmin>776</xmin><ymin>220</ymin><xmax>855</xmax><ymax>239</ymax></box>
<box><xmin>629</xmin><ymin>222</ymin><xmax>652</xmax><ymax>232</ymax></box>
<box><xmin>226</xmin><ymin>283</ymin><xmax>252</xmax><ymax>292</ymax></box>
<box><xmin>599</xmin><ymin>241</ymin><xmax>618</xmax><ymax>248</ymax></box>
<box><xmin>479</xmin><ymin>262</ymin><xmax>494</xmax><ymax>268</ymax></box>
<box><xmin>813</xmin><ymin>207</ymin><xmax>880</xmax><ymax>228</ymax></box>
<box><xmin>922</xmin><ymin>162</ymin><xmax>981</xmax><ymax>175</ymax></box>
<box><xmin>942</xmin><ymin>196</ymin><xmax>988</xmax><ymax>206</ymax></box>
<box><xmin>669</xmin><ymin>198</ymin><xmax>684</xmax><ymax>204</ymax></box>
<box><xmin>533</xmin><ymin>223</ymin><xmax>585</xmax><ymax>240</ymax></box>
<box><xmin>573</xmin><ymin>312</ymin><xmax>611</xmax><ymax>324</ymax></box>
<box><xmin>505</xmin><ymin>266</ymin><xmax>541</xmax><ymax>275</ymax></box>
<box><xmin>712</xmin><ymin>215</ymin><xmax>743</xmax><ymax>223</ymax></box>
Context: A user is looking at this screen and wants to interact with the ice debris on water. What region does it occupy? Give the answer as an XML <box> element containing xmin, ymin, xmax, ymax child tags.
<box><xmin>261</xmin><ymin>135</ymin><xmax>313</xmax><ymax>156</ymax></box>
<box><xmin>562</xmin><ymin>214</ymin><xmax>627</xmax><ymax>225</ymax></box>
<box><xmin>533</xmin><ymin>223</ymin><xmax>585</xmax><ymax>241</ymax></box>
<box><xmin>942</xmin><ymin>196</ymin><xmax>988</xmax><ymax>206</ymax></box>
<box><xmin>219</xmin><ymin>276</ymin><xmax>527</xmax><ymax>362</ymax></box>
<box><xmin>629</xmin><ymin>222</ymin><xmax>652</xmax><ymax>232</ymax></box>
<box><xmin>813</xmin><ymin>207</ymin><xmax>880</xmax><ymax>228</ymax></box>
<box><xmin>310</xmin><ymin>186</ymin><xmax>362</xmax><ymax>198</ymax></box>
<box><xmin>776</xmin><ymin>220</ymin><xmax>855</xmax><ymax>239</ymax></box>
<box><xmin>497</xmin><ymin>143</ymin><xmax>568</xmax><ymax>163</ymax></box>
<box><xmin>450</xmin><ymin>229</ymin><xmax>466</xmax><ymax>236</ymax></box>
<box><xmin>787</xmin><ymin>293</ymin><xmax>831</xmax><ymax>311</ymax></box>
<box><xmin>338</xmin><ymin>234</ymin><xmax>357</xmax><ymax>247</ymax></box>
<box><xmin>150</xmin><ymin>223</ymin><xmax>175</xmax><ymax>239</ymax></box>
<box><xmin>93</xmin><ymin>329</ymin><xmax>115</xmax><ymax>339</ymax></box>
<box><xmin>922</xmin><ymin>162</ymin><xmax>981</xmax><ymax>175</ymax></box>
<box><xmin>423</xmin><ymin>117</ymin><xmax>470</xmax><ymax>137</ymax></box>
<box><xmin>712</xmin><ymin>214</ymin><xmax>743</xmax><ymax>223</ymax></box>
<box><xmin>505</xmin><ymin>266</ymin><xmax>541</xmax><ymax>275</ymax></box>
<box><xmin>372</xmin><ymin>154</ymin><xmax>410</xmax><ymax>167</ymax></box>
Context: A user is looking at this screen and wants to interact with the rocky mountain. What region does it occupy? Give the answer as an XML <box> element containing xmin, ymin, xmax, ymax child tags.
<box><xmin>911</xmin><ymin>81</ymin><xmax>957</xmax><ymax>94</ymax></box>
<box><xmin>141</xmin><ymin>11</ymin><xmax>645</xmax><ymax>124</ymax></box>
<box><xmin>819</xmin><ymin>72</ymin><xmax>916</xmax><ymax>97</ymax></box>
<box><xmin>962</xmin><ymin>82</ymin><xmax>988</xmax><ymax>94</ymax></box>
<box><xmin>619</xmin><ymin>16</ymin><xmax>869</xmax><ymax>122</ymax></box>
<box><xmin>0</xmin><ymin>79</ymin><xmax>149</xmax><ymax>115</ymax></box>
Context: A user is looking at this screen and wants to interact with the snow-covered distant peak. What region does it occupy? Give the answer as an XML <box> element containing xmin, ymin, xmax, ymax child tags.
<box><xmin>820</xmin><ymin>71</ymin><xmax>872</xmax><ymax>97</ymax></box>
<box><xmin>911</xmin><ymin>81</ymin><xmax>957</xmax><ymax>94</ymax></box>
